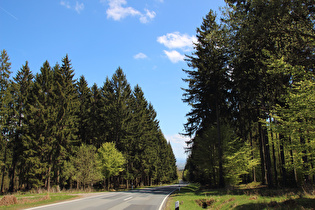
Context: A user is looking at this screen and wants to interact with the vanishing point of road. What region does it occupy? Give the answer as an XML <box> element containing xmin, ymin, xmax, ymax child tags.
<box><xmin>26</xmin><ymin>184</ymin><xmax>182</xmax><ymax>210</ymax></box>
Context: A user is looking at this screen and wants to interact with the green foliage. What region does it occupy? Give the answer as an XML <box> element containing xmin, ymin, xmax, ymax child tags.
<box><xmin>66</xmin><ymin>144</ymin><xmax>102</xmax><ymax>188</ymax></box>
<box><xmin>0</xmin><ymin>51</ymin><xmax>178</xmax><ymax>192</ymax></box>
<box><xmin>225</xmin><ymin>139</ymin><xmax>259</xmax><ymax>185</ymax></box>
<box><xmin>98</xmin><ymin>142</ymin><xmax>125</xmax><ymax>180</ymax></box>
<box><xmin>0</xmin><ymin>50</ymin><xmax>13</xmax><ymax>193</ymax></box>
<box><xmin>76</xmin><ymin>76</ymin><xmax>92</xmax><ymax>145</ymax></box>
<box><xmin>183</xmin><ymin>0</ymin><xmax>315</xmax><ymax>188</ymax></box>
<box><xmin>183</xmin><ymin>10</ymin><xmax>230</xmax><ymax>187</ymax></box>
<box><xmin>272</xmin><ymin>78</ymin><xmax>315</xmax><ymax>179</ymax></box>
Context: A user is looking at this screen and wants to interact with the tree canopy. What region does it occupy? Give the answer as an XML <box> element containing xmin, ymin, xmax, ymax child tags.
<box><xmin>182</xmin><ymin>0</ymin><xmax>315</xmax><ymax>188</ymax></box>
<box><xmin>0</xmin><ymin>51</ymin><xmax>178</xmax><ymax>192</ymax></box>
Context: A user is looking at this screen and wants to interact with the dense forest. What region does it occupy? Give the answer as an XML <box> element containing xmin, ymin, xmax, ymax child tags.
<box><xmin>183</xmin><ymin>0</ymin><xmax>315</xmax><ymax>188</ymax></box>
<box><xmin>0</xmin><ymin>51</ymin><xmax>177</xmax><ymax>193</ymax></box>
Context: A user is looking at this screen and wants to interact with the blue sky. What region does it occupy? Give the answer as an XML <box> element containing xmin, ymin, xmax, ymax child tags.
<box><xmin>1</xmin><ymin>0</ymin><xmax>226</xmax><ymax>166</ymax></box>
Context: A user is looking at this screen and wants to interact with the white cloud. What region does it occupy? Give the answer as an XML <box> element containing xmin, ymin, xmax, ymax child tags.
<box><xmin>157</xmin><ymin>32</ymin><xmax>197</xmax><ymax>51</ymax></box>
<box><xmin>134</xmin><ymin>52</ymin><xmax>148</xmax><ymax>59</ymax></box>
<box><xmin>60</xmin><ymin>1</ymin><xmax>84</xmax><ymax>14</ymax></box>
<box><xmin>75</xmin><ymin>2</ymin><xmax>84</xmax><ymax>14</ymax></box>
<box><xmin>104</xmin><ymin>0</ymin><xmax>156</xmax><ymax>23</ymax></box>
<box><xmin>60</xmin><ymin>1</ymin><xmax>71</xmax><ymax>9</ymax></box>
<box><xmin>139</xmin><ymin>9</ymin><xmax>156</xmax><ymax>23</ymax></box>
<box><xmin>163</xmin><ymin>50</ymin><xmax>185</xmax><ymax>63</ymax></box>
<box><xmin>106</xmin><ymin>0</ymin><xmax>140</xmax><ymax>21</ymax></box>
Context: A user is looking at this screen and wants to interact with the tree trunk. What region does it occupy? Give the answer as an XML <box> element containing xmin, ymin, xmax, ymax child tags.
<box><xmin>263</xmin><ymin>127</ymin><xmax>273</xmax><ymax>188</ymax></box>
<box><xmin>289</xmin><ymin>137</ymin><xmax>298</xmax><ymax>187</ymax></box>
<box><xmin>47</xmin><ymin>166</ymin><xmax>51</xmax><ymax>191</ymax></box>
<box><xmin>1</xmin><ymin>141</ymin><xmax>8</xmax><ymax>193</ymax></box>
<box><xmin>211</xmin><ymin>144</ymin><xmax>216</xmax><ymax>186</ymax></box>
<box><xmin>215</xmin><ymin>98</ymin><xmax>224</xmax><ymax>188</ymax></box>
<box><xmin>300</xmin><ymin>136</ymin><xmax>310</xmax><ymax>184</ymax></box>
<box><xmin>9</xmin><ymin>159</ymin><xmax>16</xmax><ymax>192</ymax></box>
<box><xmin>249</xmin><ymin>126</ymin><xmax>256</xmax><ymax>182</ymax></box>
<box><xmin>107</xmin><ymin>177</ymin><xmax>110</xmax><ymax>191</ymax></box>
<box><xmin>279</xmin><ymin>134</ymin><xmax>287</xmax><ymax>187</ymax></box>
<box><xmin>258</xmin><ymin>122</ymin><xmax>266</xmax><ymax>185</ymax></box>
<box><xmin>269</xmin><ymin>117</ymin><xmax>278</xmax><ymax>186</ymax></box>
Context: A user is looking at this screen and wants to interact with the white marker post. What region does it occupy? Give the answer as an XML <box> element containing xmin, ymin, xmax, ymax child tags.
<box><xmin>175</xmin><ymin>201</ymin><xmax>179</xmax><ymax>210</ymax></box>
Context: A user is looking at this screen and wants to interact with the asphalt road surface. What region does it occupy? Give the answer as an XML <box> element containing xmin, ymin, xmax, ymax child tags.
<box><xmin>26</xmin><ymin>184</ymin><xmax>181</xmax><ymax>210</ymax></box>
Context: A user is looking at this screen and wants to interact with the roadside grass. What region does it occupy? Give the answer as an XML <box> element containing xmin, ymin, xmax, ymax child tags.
<box><xmin>0</xmin><ymin>193</ymin><xmax>77</xmax><ymax>210</ymax></box>
<box><xmin>0</xmin><ymin>182</ymin><xmax>178</xmax><ymax>209</ymax></box>
<box><xmin>166</xmin><ymin>183</ymin><xmax>315</xmax><ymax>209</ymax></box>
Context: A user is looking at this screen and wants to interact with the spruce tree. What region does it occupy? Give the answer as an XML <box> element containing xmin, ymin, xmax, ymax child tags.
<box><xmin>9</xmin><ymin>61</ymin><xmax>34</xmax><ymax>192</ymax></box>
<box><xmin>106</xmin><ymin>68</ymin><xmax>133</xmax><ymax>152</ymax></box>
<box><xmin>53</xmin><ymin>55</ymin><xmax>79</xmax><ymax>188</ymax></box>
<box><xmin>0</xmin><ymin>50</ymin><xmax>13</xmax><ymax>193</ymax></box>
<box><xmin>129</xmin><ymin>85</ymin><xmax>151</xmax><ymax>186</ymax></box>
<box><xmin>76</xmin><ymin>75</ymin><xmax>92</xmax><ymax>145</ymax></box>
<box><xmin>22</xmin><ymin>60</ymin><xmax>56</xmax><ymax>189</ymax></box>
<box><xmin>89</xmin><ymin>83</ymin><xmax>106</xmax><ymax>147</ymax></box>
<box><xmin>182</xmin><ymin>10</ymin><xmax>229</xmax><ymax>187</ymax></box>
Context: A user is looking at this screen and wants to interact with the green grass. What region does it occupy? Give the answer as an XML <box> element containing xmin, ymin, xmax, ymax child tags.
<box><xmin>166</xmin><ymin>183</ymin><xmax>315</xmax><ymax>209</ymax></box>
<box><xmin>0</xmin><ymin>193</ymin><xmax>78</xmax><ymax>210</ymax></box>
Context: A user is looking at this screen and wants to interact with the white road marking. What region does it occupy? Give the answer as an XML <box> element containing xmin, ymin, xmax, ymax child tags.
<box><xmin>158</xmin><ymin>187</ymin><xmax>179</xmax><ymax>210</ymax></box>
<box><xmin>124</xmin><ymin>196</ymin><xmax>133</xmax><ymax>201</ymax></box>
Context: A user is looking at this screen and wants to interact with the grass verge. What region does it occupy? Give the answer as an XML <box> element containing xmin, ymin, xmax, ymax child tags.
<box><xmin>166</xmin><ymin>183</ymin><xmax>315</xmax><ymax>209</ymax></box>
<box><xmin>0</xmin><ymin>193</ymin><xmax>78</xmax><ymax>210</ymax></box>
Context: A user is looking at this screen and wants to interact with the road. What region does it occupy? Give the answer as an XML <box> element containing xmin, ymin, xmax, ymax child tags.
<box><xmin>26</xmin><ymin>184</ymin><xmax>181</xmax><ymax>210</ymax></box>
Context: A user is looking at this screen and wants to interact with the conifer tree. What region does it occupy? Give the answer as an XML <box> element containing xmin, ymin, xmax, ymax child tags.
<box><xmin>22</xmin><ymin>61</ymin><xmax>56</xmax><ymax>189</ymax></box>
<box><xmin>129</xmin><ymin>85</ymin><xmax>151</xmax><ymax>186</ymax></box>
<box><xmin>0</xmin><ymin>50</ymin><xmax>13</xmax><ymax>193</ymax></box>
<box><xmin>89</xmin><ymin>83</ymin><xmax>106</xmax><ymax>148</ymax></box>
<box><xmin>106</xmin><ymin>68</ymin><xmax>133</xmax><ymax>152</ymax></box>
<box><xmin>182</xmin><ymin>10</ymin><xmax>229</xmax><ymax>187</ymax></box>
<box><xmin>9</xmin><ymin>61</ymin><xmax>34</xmax><ymax>192</ymax></box>
<box><xmin>76</xmin><ymin>76</ymin><xmax>92</xmax><ymax>145</ymax></box>
<box><xmin>53</xmin><ymin>55</ymin><xmax>79</xmax><ymax>188</ymax></box>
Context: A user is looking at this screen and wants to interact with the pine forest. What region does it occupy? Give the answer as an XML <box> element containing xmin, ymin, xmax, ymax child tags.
<box><xmin>182</xmin><ymin>0</ymin><xmax>315</xmax><ymax>189</ymax></box>
<box><xmin>0</xmin><ymin>52</ymin><xmax>177</xmax><ymax>193</ymax></box>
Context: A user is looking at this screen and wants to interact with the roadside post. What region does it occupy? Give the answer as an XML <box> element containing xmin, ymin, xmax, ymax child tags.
<box><xmin>175</xmin><ymin>201</ymin><xmax>179</xmax><ymax>210</ymax></box>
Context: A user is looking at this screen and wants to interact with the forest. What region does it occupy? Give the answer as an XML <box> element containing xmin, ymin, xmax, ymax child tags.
<box><xmin>0</xmin><ymin>52</ymin><xmax>178</xmax><ymax>193</ymax></box>
<box><xmin>182</xmin><ymin>0</ymin><xmax>315</xmax><ymax>188</ymax></box>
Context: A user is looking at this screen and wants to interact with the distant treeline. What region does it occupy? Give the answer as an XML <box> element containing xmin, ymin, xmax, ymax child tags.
<box><xmin>182</xmin><ymin>0</ymin><xmax>315</xmax><ymax>188</ymax></box>
<box><xmin>0</xmin><ymin>51</ymin><xmax>177</xmax><ymax>193</ymax></box>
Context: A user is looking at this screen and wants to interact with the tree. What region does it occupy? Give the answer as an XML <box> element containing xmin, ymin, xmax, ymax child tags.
<box><xmin>225</xmin><ymin>0</ymin><xmax>315</xmax><ymax>188</ymax></box>
<box><xmin>272</xmin><ymin>70</ymin><xmax>315</xmax><ymax>184</ymax></box>
<box><xmin>22</xmin><ymin>60</ymin><xmax>56</xmax><ymax>189</ymax></box>
<box><xmin>89</xmin><ymin>83</ymin><xmax>106</xmax><ymax>148</ymax></box>
<box><xmin>76</xmin><ymin>75</ymin><xmax>92</xmax><ymax>145</ymax></box>
<box><xmin>106</xmin><ymin>68</ymin><xmax>133</xmax><ymax>151</ymax></box>
<box><xmin>53</xmin><ymin>55</ymin><xmax>79</xmax><ymax>188</ymax></box>
<box><xmin>0</xmin><ymin>52</ymin><xmax>178</xmax><ymax>192</ymax></box>
<box><xmin>182</xmin><ymin>10</ymin><xmax>230</xmax><ymax>187</ymax></box>
<box><xmin>66</xmin><ymin>144</ymin><xmax>102</xmax><ymax>189</ymax></box>
<box><xmin>98</xmin><ymin>142</ymin><xmax>125</xmax><ymax>190</ymax></box>
<box><xmin>0</xmin><ymin>50</ymin><xmax>13</xmax><ymax>193</ymax></box>
<box><xmin>9</xmin><ymin>61</ymin><xmax>34</xmax><ymax>192</ymax></box>
<box><xmin>182</xmin><ymin>0</ymin><xmax>314</xmax><ymax>188</ymax></box>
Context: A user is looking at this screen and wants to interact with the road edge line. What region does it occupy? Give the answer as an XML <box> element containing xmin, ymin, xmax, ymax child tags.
<box><xmin>158</xmin><ymin>187</ymin><xmax>179</xmax><ymax>210</ymax></box>
<box><xmin>24</xmin><ymin>192</ymin><xmax>110</xmax><ymax>210</ymax></box>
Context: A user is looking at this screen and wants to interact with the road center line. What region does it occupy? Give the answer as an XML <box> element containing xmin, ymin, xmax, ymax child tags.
<box><xmin>124</xmin><ymin>196</ymin><xmax>133</xmax><ymax>201</ymax></box>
